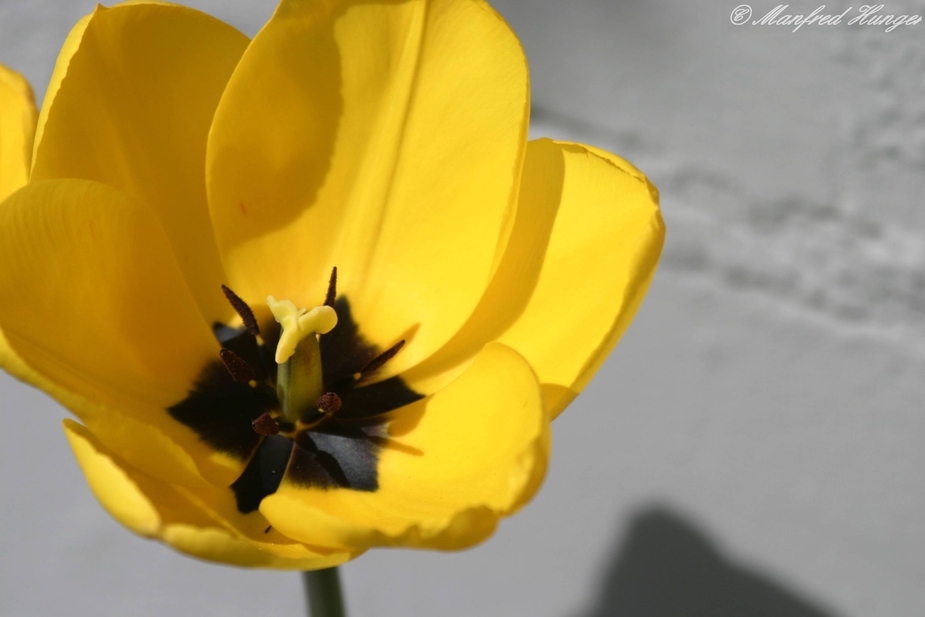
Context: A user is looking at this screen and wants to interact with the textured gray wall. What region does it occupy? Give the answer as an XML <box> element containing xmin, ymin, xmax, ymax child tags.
<box><xmin>1</xmin><ymin>1</ymin><xmax>923</xmax><ymax>615</ymax></box>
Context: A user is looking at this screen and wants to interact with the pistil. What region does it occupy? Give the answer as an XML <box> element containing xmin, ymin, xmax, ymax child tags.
<box><xmin>268</xmin><ymin>296</ymin><xmax>338</xmax><ymax>423</ymax></box>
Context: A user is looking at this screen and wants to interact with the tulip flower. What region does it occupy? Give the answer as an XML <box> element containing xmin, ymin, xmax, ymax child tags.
<box><xmin>0</xmin><ymin>0</ymin><xmax>663</xmax><ymax>595</ymax></box>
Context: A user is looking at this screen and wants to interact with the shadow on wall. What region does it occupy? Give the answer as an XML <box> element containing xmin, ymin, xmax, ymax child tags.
<box><xmin>578</xmin><ymin>508</ymin><xmax>838</xmax><ymax>617</ymax></box>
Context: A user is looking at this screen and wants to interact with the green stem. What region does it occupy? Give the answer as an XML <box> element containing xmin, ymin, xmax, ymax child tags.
<box><xmin>302</xmin><ymin>567</ymin><xmax>346</xmax><ymax>617</ymax></box>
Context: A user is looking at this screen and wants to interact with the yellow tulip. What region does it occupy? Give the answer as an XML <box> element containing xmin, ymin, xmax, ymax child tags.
<box><xmin>0</xmin><ymin>0</ymin><xmax>664</xmax><ymax>569</ymax></box>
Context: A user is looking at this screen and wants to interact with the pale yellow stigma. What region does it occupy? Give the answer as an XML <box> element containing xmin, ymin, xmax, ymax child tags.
<box><xmin>266</xmin><ymin>296</ymin><xmax>338</xmax><ymax>364</ymax></box>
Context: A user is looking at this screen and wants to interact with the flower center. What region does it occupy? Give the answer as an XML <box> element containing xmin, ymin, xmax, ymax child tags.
<box><xmin>167</xmin><ymin>268</ymin><xmax>423</xmax><ymax>514</ymax></box>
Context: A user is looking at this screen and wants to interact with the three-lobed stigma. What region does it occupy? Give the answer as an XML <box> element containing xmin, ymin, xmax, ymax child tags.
<box><xmin>266</xmin><ymin>297</ymin><xmax>338</xmax><ymax>364</ymax></box>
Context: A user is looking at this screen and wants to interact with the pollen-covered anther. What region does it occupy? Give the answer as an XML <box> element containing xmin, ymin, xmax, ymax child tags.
<box><xmin>251</xmin><ymin>412</ymin><xmax>280</xmax><ymax>436</ymax></box>
<box><xmin>316</xmin><ymin>392</ymin><xmax>342</xmax><ymax>415</ymax></box>
<box><xmin>221</xmin><ymin>284</ymin><xmax>260</xmax><ymax>337</ymax></box>
<box><xmin>359</xmin><ymin>339</ymin><xmax>406</xmax><ymax>378</ymax></box>
<box><xmin>219</xmin><ymin>348</ymin><xmax>256</xmax><ymax>384</ymax></box>
<box><xmin>324</xmin><ymin>266</ymin><xmax>337</xmax><ymax>307</ymax></box>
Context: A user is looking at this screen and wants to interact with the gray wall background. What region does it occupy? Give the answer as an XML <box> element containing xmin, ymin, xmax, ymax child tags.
<box><xmin>1</xmin><ymin>1</ymin><xmax>923</xmax><ymax>615</ymax></box>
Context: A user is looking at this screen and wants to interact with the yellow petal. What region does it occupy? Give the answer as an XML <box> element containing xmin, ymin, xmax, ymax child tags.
<box><xmin>407</xmin><ymin>139</ymin><xmax>665</xmax><ymax>417</ymax></box>
<box><xmin>260</xmin><ymin>342</ymin><xmax>549</xmax><ymax>550</ymax></box>
<box><xmin>30</xmin><ymin>2</ymin><xmax>249</xmax><ymax>324</ymax></box>
<box><xmin>0</xmin><ymin>63</ymin><xmax>36</xmax><ymax>201</ymax></box>
<box><xmin>0</xmin><ymin>179</ymin><xmax>242</xmax><ymax>486</ymax></box>
<box><xmin>0</xmin><ymin>330</ymin><xmax>45</xmax><ymax>394</ymax></box>
<box><xmin>0</xmin><ymin>63</ymin><xmax>41</xmax><ymax>384</ymax></box>
<box><xmin>208</xmin><ymin>0</ymin><xmax>528</xmax><ymax>373</ymax></box>
<box><xmin>64</xmin><ymin>420</ymin><xmax>358</xmax><ymax>569</ymax></box>
<box><xmin>64</xmin><ymin>419</ymin><xmax>161</xmax><ymax>535</ymax></box>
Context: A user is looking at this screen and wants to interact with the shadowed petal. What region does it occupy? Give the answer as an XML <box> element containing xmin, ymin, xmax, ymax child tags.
<box><xmin>208</xmin><ymin>0</ymin><xmax>529</xmax><ymax>372</ymax></box>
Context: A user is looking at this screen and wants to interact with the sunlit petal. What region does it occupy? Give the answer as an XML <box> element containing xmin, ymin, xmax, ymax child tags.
<box><xmin>31</xmin><ymin>2</ymin><xmax>249</xmax><ymax>324</ymax></box>
<box><xmin>0</xmin><ymin>62</ymin><xmax>41</xmax><ymax>385</ymax></box>
<box><xmin>407</xmin><ymin>139</ymin><xmax>664</xmax><ymax>417</ymax></box>
<box><xmin>208</xmin><ymin>0</ymin><xmax>529</xmax><ymax>372</ymax></box>
<box><xmin>0</xmin><ymin>179</ymin><xmax>240</xmax><ymax>485</ymax></box>
<box><xmin>0</xmin><ymin>63</ymin><xmax>36</xmax><ymax>201</ymax></box>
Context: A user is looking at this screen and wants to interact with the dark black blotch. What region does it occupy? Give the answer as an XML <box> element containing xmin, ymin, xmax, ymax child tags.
<box><xmin>335</xmin><ymin>376</ymin><xmax>423</xmax><ymax>419</ymax></box>
<box><xmin>320</xmin><ymin>297</ymin><xmax>378</xmax><ymax>386</ymax></box>
<box><xmin>321</xmin><ymin>297</ymin><xmax>423</xmax><ymax>418</ymax></box>
<box><xmin>231</xmin><ymin>435</ymin><xmax>293</xmax><ymax>513</ymax></box>
<box><xmin>168</xmin><ymin>360</ymin><xmax>276</xmax><ymax>460</ymax></box>
<box><xmin>170</xmin><ymin>294</ymin><xmax>424</xmax><ymax>514</ymax></box>
<box><xmin>288</xmin><ymin>420</ymin><xmax>385</xmax><ymax>491</ymax></box>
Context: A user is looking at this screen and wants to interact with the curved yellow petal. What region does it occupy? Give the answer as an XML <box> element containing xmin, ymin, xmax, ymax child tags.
<box><xmin>64</xmin><ymin>419</ymin><xmax>161</xmax><ymax>536</ymax></box>
<box><xmin>260</xmin><ymin>342</ymin><xmax>549</xmax><ymax>550</ymax></box>
<box><xmin>64</xmin><ymin>420</ymin><xmax>358</xmax><ymax>569</ymax></box>
<box><xmin>0</xmin><ymin>330</ymin><xmax>46</xmax><ymax>396</ymax></box>
<box><xmin>0</xmin><ymin>63</ymin><xmax>36</xmax><ymax>201</ymax></box>
<box><xmin>407</xmin><ymin>139</ymin><xmax>665</xmax><ymax>417</ymax></box>
<box><xmin>31</xmin><ymin>2</ymin><xmax>249</xmax><ymax>324</ymax></box>
<box><xmin>0</xmin><ymin>63</ymin><xmax>40</xmax><ymax>384</ymax></box>
<box><xmin>0</xmin><ymin>179</ymin><xmax>241</xmax><ymax>486</ymax></box>
<box><xmin>208</xmin><ymin>0</ymin><xmax>528</xmax><ymax>372</ymax></box>
<box><xmin>30</xmin><ymin>13</ymin><xmax>91</xmax><ymax>167</ymax></box>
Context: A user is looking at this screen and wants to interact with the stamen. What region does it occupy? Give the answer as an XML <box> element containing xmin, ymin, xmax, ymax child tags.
<box><xmin>324</xmin><ymin>266</ymin><xmax>337</xmax><ymax>307</ymax></box>
<box><xmin>251</xmin><ymin>412</ymin><xmax>280</xmax><ymax>436</ymax></box>
<box><xmin>316</xmin><ymin>392</ymin><xmax>342</xmax><ymax>415</ymax></box>
<box><xmin>221</xmin><ymin>285</ymin><xmax>260</xmax><ymax>337</ymax></box>
<box><xmin>360</xmin><ymin>340</ymin><xmax>405</xmax><ymax>377</ymax></box>
<box><xmin>219</xmin><ymin>349</ymin><xmax>256</xmax><ymax>384</ymax></box>
<box><xmin>276</xmin><ymin>419</ymin><xmax>296</xmax><ymax>433</ymax></box>
<box><xmin>264</xmin><ymin>525</ymin><xmax>272</xmax><ymax>534</ymax></box>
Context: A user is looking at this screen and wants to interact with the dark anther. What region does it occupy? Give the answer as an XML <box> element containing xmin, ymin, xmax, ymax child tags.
<box><xmin>251</xmin><ymin>412</ymin><xmax>280</xmax><ymax>436</ymax></box>
<box><xmin>316</xmin><ymin>392</ymin><xmax>342</xmax><ymax>415</ymax></box>
<box><xmin>264</xmin><ymin>525</ymin><xmax>272</xmax><ymax>534</ymax></box>
<box><xmin>360</xmin><ymin>340</ymin><xmax>405</xmax><ymax>377</ymax></box>
<box><xmin>221</xmin><ymin>284</ymin><xmax>260</xmax><ymax>337</ymax></box>
<box><xmin>219</xmin><ymin>348</ymin><xmax>256</xmax><ymax>384</ymax></box>
<box><xmin>324</xmin><ymin>266</ymin><xmax>338</xmax><ymax>307</ymax></box>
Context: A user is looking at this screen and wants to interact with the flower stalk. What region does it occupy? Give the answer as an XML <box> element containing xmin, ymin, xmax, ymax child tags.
<box><xmin>303</xmin><ymin>567</ymin><xmax>346</xmax><ymax>617</ymax></box>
